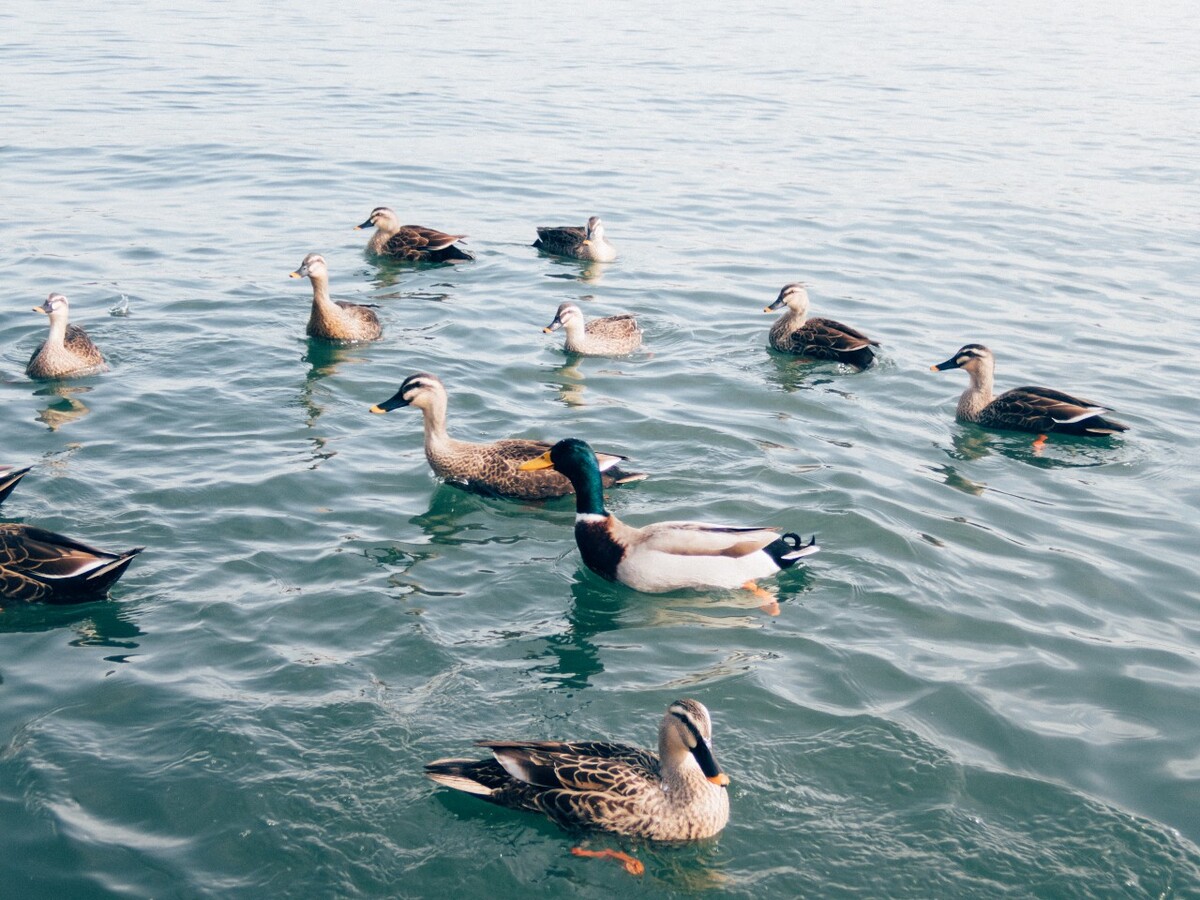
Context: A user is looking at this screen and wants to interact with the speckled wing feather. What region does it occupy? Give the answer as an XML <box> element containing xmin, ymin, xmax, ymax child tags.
<box><xmin>0</xmin><ymin>524</ymin><xmax>143</xmax><ymax>604</ymax></box>
<box><xmin>629</xmin><ymin>521</ymin><xmax>782</xmax><ymax>558</ymax></box>
<box><xmin>334</xmin><ymin>301</ymin><xmax>383</xmax><ymax>339</ymax></box>
<box><xmin>982</xmin><ymin>386</ymin><xmax>1127</xmax><ymax>434</ymax></box>
<box><xmin>785</xmin><ymin>317</ymin><xmax>878</xmax><ymax>367</ymax></box>
<box><xmin>585</xmin><ymin>316</ymin><xmax>640</xmax><ymax>340</ymax></box>
<box><xmin>533</xmin><ymin>226</ymin><xmax>587</xmax><ymax>256</ymax></box>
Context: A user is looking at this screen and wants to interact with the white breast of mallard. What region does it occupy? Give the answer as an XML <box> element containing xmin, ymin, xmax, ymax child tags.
<box><xmin>615</xmin><ymin>545</ymin><xmax>781</xmax><ymax>593</ymax></box>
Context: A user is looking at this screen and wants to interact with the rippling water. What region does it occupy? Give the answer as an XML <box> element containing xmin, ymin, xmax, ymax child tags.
<box><xmin>2</xmin><ymin>2</ymin><xmax>1199</xmax><ymax>897</ymax></box>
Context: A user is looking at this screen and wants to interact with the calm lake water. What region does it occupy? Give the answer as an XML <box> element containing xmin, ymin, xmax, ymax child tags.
<box><xmin>2</xmin><ymin>1</ymin><xmax>1199</xmax><ymax>897</ymax></box>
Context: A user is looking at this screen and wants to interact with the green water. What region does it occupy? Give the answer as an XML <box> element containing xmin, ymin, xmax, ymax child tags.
<box><xmin>2</xmin><ymin>2</ymin><xmax>1199</xmax><ymax>897</ymax></box>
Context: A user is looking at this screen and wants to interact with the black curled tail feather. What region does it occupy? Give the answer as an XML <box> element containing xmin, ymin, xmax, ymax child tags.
<box><xmin>765</xmin><ymin>532</ymin><xmax>819</xmax><ymax>569</ymax></box>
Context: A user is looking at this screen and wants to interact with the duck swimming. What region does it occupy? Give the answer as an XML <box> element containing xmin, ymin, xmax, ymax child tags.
<box><xmin>357</xmin><ymin>207</ymin><xmax>474</xmax><ymax>263</ymax></box>
<box><xmin>764</xmin><ymin>283</ymin><xmax>879</xmax><ymax>370</ymax></box>
<box><xmin>289</xmin><ymin>253</ymin><xmax>383</xmax><ymax>343</ymax></box>
<box><xmin>521</xmin><ymin>438</ymin><xmax>818</xmax><ymax>594</ymax></box>
<box><xmin>370</xmin><ymin>374</ymin><xmax>646</xmax><ymax>500</ymax></box>
<box><xmin>931</xmin><ymin>344</ymin><xmax>1128</xmax><ymax>439</ymax></box>
<box><xmin>533</xmin><ymin>216</ymin><xmax>617</xmax><ymax>263</ymax></box>
<box><xmin>425</xmin><ymin>698</ymin><xmax>729</xmax><ymax>841</ymax></box>
<box><xmin>25</xmin><ymin>293</ymin><xmax>108</xmax><ymax>380</ymax></box>
<box><xmin>543</xmin><ymin>301</ymin><xmax>642</xmax><ymax>356</ymax></box>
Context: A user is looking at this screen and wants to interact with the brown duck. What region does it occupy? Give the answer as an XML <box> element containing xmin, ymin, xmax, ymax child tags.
<box><xmin>357</xmin><ymin>207</ymin><xmax>473</xmax><ymax>263</ymax></box>
<box><xmin>289</xmin><ymin>253</ymin><xmax>382</xmax><ymax>343</ymax></box>
<box><xmin>425</xmin><ymin>699</ymin><xmax>730</xmax><ymax>840</ymax></box>
<box><xmin>26</xmin><ymin>293</ymin><xmax>108</xmax><ymax>380</ymax></box>
<box><xmin>764</xmin><ymin>283</ymin><xmax>879</xmax><ymax>370</ymax></box>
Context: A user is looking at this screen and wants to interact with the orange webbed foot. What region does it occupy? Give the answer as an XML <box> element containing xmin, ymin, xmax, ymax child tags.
<box><xmin>1032</xmin><ymin>434</ymin><xmax>1048</xmax><ymax>452</ymax></box>
<box><xmin>571</xmin><ymin>846</ymin><xmax>644</xmax><ymax>875</ymax></box>
<box><xmin>741</xmin><ymin>581</ymin><xmax>780</xmax><ymax>615</ymax></box>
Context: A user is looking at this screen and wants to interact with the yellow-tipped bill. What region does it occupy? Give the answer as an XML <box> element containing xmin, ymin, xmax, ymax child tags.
<box><xmin>519</xmin><ymin>451</ymin><xmax>554</xmax><ymax>471</ymax></box>
<box><xmin>289</xmin><ymin>271</ymin><xmax>302</xmax><ymax>278</ymax></box>
<box><xmin>762</xmin><ymin>306</ymin><xmax>773</xmax><ymax>313</ymax></box>
<box><xmin>369</xmin><ymin>405</ymin><xmax>387</xmax><ymax>414</ymax></box>
<box><xmin>708</xmin><ymin>773</ymin><xmax>731</xmax><ymax>786</ymax></box>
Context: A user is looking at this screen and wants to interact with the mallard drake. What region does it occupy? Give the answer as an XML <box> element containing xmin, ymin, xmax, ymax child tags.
<box><xmin>25</xmin><ymin>293</ymin><xmax>108</xmax><ymax>380</ymax></box>
<box><xmin>356</xmin><ymin>207</ymin><xmax>474</xmax><ymax>263</ymax></box>
<box><xmin>763</xmin><ymin>283</ymin><xmax>879</xmax><ymax>370</ymax></box>
<box><xmin>370</xmin><ymin>374</ymin><xmax>646</xmax><ymax>500</ymax></box>
<box><xmin>931</xmin><ymin>344</ymin><xmax>1129</xmax><ymax>439</ymax></box>
<box><xmin>0</xmin><ymin>466</ymin><xmax>32</xmax><ymax>507</ymax></box>
<box><xmin>521</xmin><ymin>438</ymin><xmax>818</xmax><ymax>593</ymax></box>
<box><xmin>425</xmin><ymin>698</ymin><xmax>729</xmax><ymax>840</ymax></box>
<box><xmin>0</xmin><ymin>524</ymin><xmax>143</xmax><ymax>604</ymax></box>
<box><xmin>533</xmin><ymin>216</ymin><xmax>617</xmax><ymax>263</ymax></box>
<box><xmin>289</xmin><ymin>253</ymin><xmax>383</xmax><ymax>343</ymax></box>
<box><xmin>543</xmin><ymin>302</ymin><xmax>642</xmax><ymax>357</ymax></box>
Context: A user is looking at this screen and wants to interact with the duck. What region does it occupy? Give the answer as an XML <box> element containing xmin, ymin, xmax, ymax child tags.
<box><xmin>533</xmin><ymin>216</ymin><xmax>617</xmax><ymax>263</ymax></box>
<box><xmin>425</xmin><ymin>698</ymin><xmax>729</xmax><ymax>841</ymax></box>
<box><xmin>369</xmin><ymin>374</ymin><xmax>646</xmax><ymax>500</ymax></box>
<box><xmin>25</xmin><ymin>293</ymin><xmax>108</xmax><ymax>380</ymax></box>
<box><xmin>289</xmin><ymin>253</ymin><xmax>383</xmax><ymax>343</ymax></box>
<box><xmin>543</xmin><ymin>302</ymin><xmax>642</xmax><ymax>356</ymax></box>
<box><xmin>931</xmin><ymin>344</ymin><xmax>1129</xmax><ymax>441</ymax></box>
<box><xmin>763</xmin><ymin>283</ymin><xmax>879</xmax><ymax>370</ymax></box>
<box><xmin>0</xmin><ymin>466</ymin><xmax>32</xmax><ymax>507</ymax></box>
<box><xmin>0</xmin><ymin>523</ymin><xmax>143</xmax><ymax>604</ymax></box>
<box><xmin>521</xmin><ymin>438</ymin><xmax>818</xmax><ymax>593</ymax></box>
<box><xmin>356</xmin><ymin>207</ymin><xmax>474</xmax><ymax>263</ymax></box>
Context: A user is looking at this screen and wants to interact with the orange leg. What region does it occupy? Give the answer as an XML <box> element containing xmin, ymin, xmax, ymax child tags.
<box><xmin>1032</xmin><ymin>434</ymin><xmax>1048</xmax><ymax>452</ymax></box>
<box><xmin>571</xmin><ymin>846</ymin><xmax>645</xmax><ymax>875</ymax></box>
<box><xmin>742</xmin><ymin>581</ymin><xmax>780</xmax><ymax>616</ymax></box>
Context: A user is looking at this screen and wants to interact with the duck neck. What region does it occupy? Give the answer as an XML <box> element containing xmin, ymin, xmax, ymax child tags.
<box><xmin>309</xmin><ymin>273</ymin><xmax>333</xmax><ymax>310</ymax></box>
<box><xmin>572</xmin><ymin>463</ymin><xmax>608</xmax><ymax>518</ymax></box>
<box><xmin>956</xmin><ymin>364</ymin><xmax>995</xmax><ymax>421</ymax></box>
<box><xmin>44</xmin><ymin>312</ymin><xmax>69</xmax><ymax>347</ymax></box>
<box><xmin>369</xmin><ymin>223</ymin><xmax>399</xmax><ymax>252</ymax></box>
<box><xmin>562</xmin><ymin>318</ymin><xmax>588</xmax><ymax>352</ymax></box>
<box><xmin>417</xmin><ymin>393</ymin><xmax>452</xmax><ymax>449</ymax></box>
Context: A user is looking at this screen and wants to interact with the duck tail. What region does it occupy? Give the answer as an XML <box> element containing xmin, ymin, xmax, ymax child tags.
<box><xmin>1082</xmin><ymin>414</ymin><xmax>1129</xmax><ymax>435</ymax></box>
<box><xmin>766</xmin><ymin>533</ymin><xmax>819</xmax><ymax>569</ymax></box>
<box><xmin>424</xmin><ymin>758</ymin><xmax>499</xmax><ymax>796</ymax></box>
<box><xmin>434</xmin><ymin>244</ymin><xmax>475</xmax><ymax>263</ymax></box>
<box><xmin>0</xmin><ymin>465</ymin><xmax>33</xmax><ymax>505</ymax></box>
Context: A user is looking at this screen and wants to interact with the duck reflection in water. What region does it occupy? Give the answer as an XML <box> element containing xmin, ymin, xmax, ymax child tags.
<box><xmin>33</xmin><ymin>384</ymin><xmax>92</xmax><ymax>431</ymax></box>
<box><xmin>942</xmin><ymin>424</ymin><xmax>1115</xmax><ymax>470</ymax></box>
<box><xmin>295</xmin><ymin>341</ymin><xmax>368</xmax><ymax>466</ymax></box>
<box><xmin>0</xmin><ymin>598</ymin><xmax>145</xmax><ymax>657</ymax></box>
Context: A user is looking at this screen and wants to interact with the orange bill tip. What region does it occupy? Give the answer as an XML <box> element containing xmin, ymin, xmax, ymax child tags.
<box><xmin>369</xmin><ymin>405</ymin><xmax>387</xmax><ymax>414</ymax></box>
<box><xmin>708</xmin><ymin>773</ymin><xmax>730</xmax><ymax>786</ymax></box>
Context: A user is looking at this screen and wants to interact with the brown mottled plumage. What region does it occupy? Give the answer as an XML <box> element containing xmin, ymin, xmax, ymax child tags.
<box><xmin>369</xmin><ymin>373</ymin><xmax>646</xmax><ymax>500</ymax></box>
<box><xmin>0</xmin><ymin>523</ymin><xmax>143</xmax><ymax>604</ymax></box>
<box><xmin>543</xmin><ymin>302</ymin><xmax>642</xmax><ymax>356</ymax></box>
<box><xmin>0</xmin><ymin>466</ymin><xmax>33</xmax><ymax>507</ymax></box>
<box><xmin>931</xmin><ymin>344</ymin><xmax>1129</xmax><ymax>436</ymax></box>
<box><xmin>533</xmin><ymin>216</ymin><xmax>617</xmax><ymax>262</ymax></box>
<box><xmin>764</xmin><ymin>283</ymin><xmax>879</xmax><ymax>370</ymax></box>
<box><xmin>289</xmin><ymin>253</ymin><xmax>382</xmax><ymax>343</ymax></box>
<box><xmin>357</xmin><ymin>207</ymin><xmax>474</xmax><ymax>263</ymax></box>
<box><xmin>425</xmin><ymin>699</ymin><xmax>730</xmax><ymax>840</ymax></box>
<box><xmin>26</xmin><ymin>293</ymin><xmax>108</xmax><ymax>380</ymax></box>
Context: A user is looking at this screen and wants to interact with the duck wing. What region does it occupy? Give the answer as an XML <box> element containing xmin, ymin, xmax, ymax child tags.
<box><xmin>585</xmin><ymin>315</ymin><xmax>641</xmax><ymax>339</ymax></box>
<box><xmin>791</xmin><ymin>318</ymin><xmax>878</xmax><ymax>353</ymax></box>
<box><xmin>985</xmin><ymin>385</ymin><xmax>1124</xmax><ymax>433</ymax></box>
<box><xmin>385</xmin><ymin>225</ymin><xmax>468</xmax><ymax>255</ymax></box>
<box><xmin>0</xmin><ymin>524</ymin><xmax>143</xmax><ymax>603</ymax></box>
<box><xmin>533</xmin><ymin>225</ymin><xmax>586</xmax><ymax>254</ymax></box>
<box><xmin>629</xmin><ymin>521</ymin><xmax>782</xmax><ymax>558</ymax></box>
<box><xmin>481</xmin><ymin>740</ymin><xmax>660</xmax><ymax>793</ymax></box>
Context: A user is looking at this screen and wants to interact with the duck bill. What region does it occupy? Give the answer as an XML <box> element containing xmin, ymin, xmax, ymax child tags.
<box><xmin>369</xmin><ymin>391</ymin><xmax>410</xmax><ymax>414</ymax></box>
<box><xmin>930</xmin><ymin>357</ymin><xmax>960</xmax><ymax>372</ymax></box>
<box><xmin>355</xmin><ymin>219</ymin><xmax>374</xmax><ymax>230</ymax></box>
<box><xmin>691</xmin><ymin>738</ymin><xmax>729</xmax><ymax>786</ymax></box>
<box><xmin>289</xmin><ymin>268</ymin><xmax>307</xmax><ymax>279</ymax></box>
<box><xmin>32</xmin><ymin>304</ymin><xmax>50</xmax><ymax>314</ymax></box>
<box><xmin>519</xmin><ymin>450</ymin><xmax>555</xmax><ymax>471</ymax></box>
<box><xmin>543</xmin><ymin>320</ymin><xmax>563</xmax><ymax>333</ymax></box>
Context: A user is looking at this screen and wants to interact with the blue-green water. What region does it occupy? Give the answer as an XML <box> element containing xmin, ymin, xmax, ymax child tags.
<box><xmin>3</xmin><ymin>2</ymin><xmax>1199</xmax><ymax>897</ymax></box>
